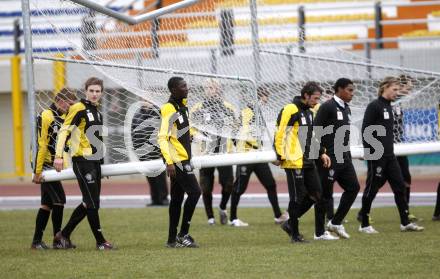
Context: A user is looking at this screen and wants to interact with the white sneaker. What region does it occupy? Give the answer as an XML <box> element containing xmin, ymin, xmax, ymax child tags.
<box><xmin>274</xmin><ymin>211</ymin><xmax>290</xmax><ymax>224</ymax></box>
<box><xmin>327</xmin><ymin>221</ymin><xmax>350</xmax><ymax>239</ymax></box>
<box><xmin>207</xmin><ymin>218</ymin><xmax>215</xmax><ymax>225</ymax></box>
<box><xmin>229</xmin><ymin>219</ymin><xmax>249</xmax><ymax>227</ymax></box>
<box><xmin>400</xmin><ymin>223</ymin><xmax>424</xmax><ymax>232</ymax></box>
<box><xmin>314</xmin><ymin>231</ymin><xmax>339</xmax><ymax>240</ymax></box>
<box><xmin>358</xmin><ymin>225</ymin><xmax>379</xmax><ymax>234</ymax></box>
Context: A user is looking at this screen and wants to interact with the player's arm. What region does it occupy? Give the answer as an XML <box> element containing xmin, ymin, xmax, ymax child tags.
<box><xmin>273</xmin><ymin>105</ymin><xmax>299</xmax><ymax>163</ymax></box>
<box><xmin>188</xmin><ymin>102</ymin><xmax>203</xmax><ymax>138</ymax></box>
<box><xmin>313</xmin><ymin>103</ymin><xmax>329</xmax><ymax>161</ymax></box>
<box><xmin>33</xmin><ymin>111</ymin><xmax>53</xmax><ymax>183</ymax></box>
<box><xmin>361</xmin><ymin>102</ymin><xmax>379</xmax><ymax>154</ymax></box>
<box><xmin>131</xmin><ymin>108</ymin><xmax>147</xmax><ymax>151</ymax></box>
<box><xmin>158</xmin><ymin>104</ymin><xmax>176</xmax><ymax>177</ymax></box>
<box><xmin>54</xmin><ymin>104</ymin><xmax>81</xmax><ymax>171</ymax></box>
<box><xmin>236</xmin><ymin>107</ymin><xmax>255</xmax><ymax>151</ymax></box>
<box><xmin>223</xmin><ymin>102</ymin><xmax>239</xmax><ymax>150</ymax></box>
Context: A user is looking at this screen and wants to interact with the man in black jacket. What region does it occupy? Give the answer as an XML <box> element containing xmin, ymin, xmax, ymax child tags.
<box><xmin>393</xmin><ymin>74</ymin><xmax>418</xmax><ymax>221</ymax></box>
<box><xmin>274</xmin><ymin>82</ymin><xmax>333</xmax><ymax>242</ymax></box>
<box><xmin>358</xmin><ymin>76</ymin><xmax>424</xmax><ymax>233</ymax></box>
<box><xmin>131</xmin><ymin>101</ymin><xmax>169</xmax><ymax>206</ymax></box>
<box><xmin>314</xmin><ymin>78</ymin><xmax>360</xmax><ymax>239</ymax></box>
<box><xmin>190</xmin><ymin>79</ymin><xmax>235</xmax><ymax>225</ymax></box>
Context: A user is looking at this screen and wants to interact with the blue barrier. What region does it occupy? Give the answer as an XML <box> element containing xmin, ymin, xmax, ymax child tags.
<box><xmin>0</xmin><ymin>27</ymin><xmax>82</xmax><ymax>37</ymax></box>
<box><xmin>0</xmin><ymin>6</ymin><xmax>124</xmax><ymax>18</ymax></box>
<box><xmin>0</xmin><ymin>46</ymin><xmax>74</xmax><ymax>55</ymax></box>
<box><xmin>403</xmin><ymin>107</ymin><xmax>439</xmax><ymax>142</ymax></box>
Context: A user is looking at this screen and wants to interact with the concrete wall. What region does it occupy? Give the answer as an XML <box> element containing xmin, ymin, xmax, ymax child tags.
<box><xmin>0</xmin><ymin>93</ymin><xmax>31</xmax><ymax>175</ymax></box>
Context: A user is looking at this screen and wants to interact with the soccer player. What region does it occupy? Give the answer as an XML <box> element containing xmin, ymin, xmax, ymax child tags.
<box><xmin>313</xmin><ymin>78</ymin><xmax>360</xmax><ymax>239</ymax></box>
<box><xmin>228</xmin><ymin>87</ymin><xmax>288</xmax><ymax>227</ymax></box>
<box><xmin>31</xmin><ymin>88</ymin><xmax>77</xmax><ymax>249</ymax></box>
<box><xmin>274</xmin><ymin>81</ymin><xmax>333</xmax><ymax>242</ymax></box>
<box><xmin>53</xmin><ymin>77</ymin><xmax>114</xmax><ymax>250</ymax></box>
<box><xmin>393</xmin><ymin>74</ymin><xmax>418</xmax><ymax>221</ymax></box>
<box><xmin>131</xmin><ymin>101</ymin><xmax>169</xmax><ymax>206</ymax></box>
<box><xmin>158</xmin><ymin>76</ymin><xmax>201</xmax><ymax>248</ymax></box>
<box><xmin>190</xmin><ymin>79</ymin><xmax>235</xmax><ymax>225</ymax></box>
<box><xmin>358</xmin><ymin>76</ymin><xmax>424</xmax><ymax>233</ymax></box>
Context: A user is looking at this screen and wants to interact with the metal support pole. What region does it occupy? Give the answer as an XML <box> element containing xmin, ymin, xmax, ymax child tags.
<box><xmin>81</xmin><ymin>10</ymin><xmax>97</xmax><ymax>52</ymax></box>
<box><xmin>249</xmin><ymin>0</ymin><xmax>261</xmax><ymax>138</ymax></box>
<box><xmin>11</xmin><ymin>57</ymin><xmax>24</xmax><ymax>177</ymax></box>
<box><xmin>21</xmin><ymin>0</ymin><xmax>37</xmax><ymax>173</ymax></box>
<box><xmin>365</xmin><ymin>42</ymin><xmax>372</xmax><ymax>79</ymax></box>
<box><xmin>374</xmin><ymin>1</ymin><xmax>383</xmax><ymax>49</ymax></box>
<box><xmin>249</xmin><ymin>0</ymin><xmax>261</xmax><ymax>84</ymax></box>
<box><xmin>136</xmin><ymin>52</ymin><xmax>144</xmax><ymax>89</ymax></box>
<box><xmin>11</xmin><ymin>21</ymin><xmax>25</xmax><ymax>177</ymax></box>
<box><xmin>287</xmin><ymin>45</ymin><xmax>294</xmax><ymax>89</ymax></box>
<box><xmin>220</xmin><ymin>9</ymin><xmax>234</xmax><ymax>56</ymax></box>
<box><xmin>298</xmin><ymin>6</ymin><xmax>306</xmax><ymax>53</ymax></box>
<box><xmin>13</xmin><ymin>19</ymin><xmax>20</xmax><ymax>55</ymax></box>
<box><xmin>53</xmin><ymin>53</ymin><xmax>66</xmax><ymax>93</ymax></box>
<box><xmin>151</xmin><ymin>0</ymin><xmax>162</xmax><ymax>58</ymax></box>
<box><xmin>210</xmin><ymin>49</ymin><xmax>218</xmax><ymax>74</ymax></box>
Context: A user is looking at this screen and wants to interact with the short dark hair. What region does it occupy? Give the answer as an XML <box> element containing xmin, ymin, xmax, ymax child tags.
<box><xmin>167</xmin><ymin>76</ymin><xmax>184</xmax><ymax>91</ymax></box>
<box><xmin>85</xmin><ymin>77</ymin><xmax>103</xmax><ymax>91</ymax></box>
<box><xmin>301</xmin><ymin>81</ymin><xmax>322</xmax><ymax>98</ymax></box>
<box><xmin>333</xmin><ymin>78</ymin><xmax>353</xmax><ymax>93</ymax></box>
<box><xmin>54</xmin><ymin>87</ymin><xmax>77</xmax><ymax>102</ymax></box>
<box><xmin>398</xmin><ymin>74</ymin><xmax>413</xmax><ymax>85</ymax></box>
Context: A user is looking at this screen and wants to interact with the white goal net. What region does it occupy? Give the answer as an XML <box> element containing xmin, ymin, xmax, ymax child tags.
<box><xmin>26</xmin><ymin>0</ymin><xmax>440</xmax><ymax>179</ymax></box>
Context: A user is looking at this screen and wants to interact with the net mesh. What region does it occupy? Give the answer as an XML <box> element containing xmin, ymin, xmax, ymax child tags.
<box><xmin>29</xmin><ymin>0</ymin><xmax>440</xmax><ymax>167</ymax></box>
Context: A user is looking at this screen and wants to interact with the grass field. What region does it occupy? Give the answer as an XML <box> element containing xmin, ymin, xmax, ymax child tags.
<box><xmin>1</xmin><ymin>206</ymin><xmax>439</xmax><ymax>279</ymax></box>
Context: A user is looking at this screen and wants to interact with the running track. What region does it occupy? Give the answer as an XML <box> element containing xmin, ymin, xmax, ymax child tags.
<box><xmin>0</xmin><ymin>178</ymin><xmax>437</xmax><ymax>210</ymax></box>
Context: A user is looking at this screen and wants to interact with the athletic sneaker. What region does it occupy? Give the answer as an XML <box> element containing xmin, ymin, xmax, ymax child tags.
<box><xmin>314</xmin><ymin>231</ymin><xmax>339</xmax><ymax>240</ymax></box>
<box><xmin>400</xmin><ymin>223</ymin><xmax>424</xmax><ymax>232</ymax></box>
<box><xmin>54</xmin><ymin>231</ymin><xmax>76</xmax><ymax>249</ymax></box>
<box><xmin>357</xmin><ymin>214</ymin><xmax>374</xmax><ymax>224</ymax></box>
<box><xmin>229</xmin><ymin>219</ymin><xmax>249</xmax><ymax>227</ymax></box>
<box><xmin>327</xmin><ymin>221</ymin><xmax>350</xmax><ymax>239</ymax></box>
<box><xmin>358</xmin><ymin>226</ymin><xmax>379</xmax><ymax>234</ymax></box>
<box><xmin>432</xmin><ymin>215</ymin><xmax>440</xmax><ymax>221</ymax></box>
<box><xmin>31</xmin><ymin>241</ymin><xmax>49</xmax><ymax>250</ymax></box>
<box><xmin>219</xmin><ymin>209</ymin><xmax>228</xmax><ymax>225</ymax></box>
<box><xmin>97</xmin><ymin>241</ymin><xmax>115</xmax><ymax>250</ymax></box>
<box><xmin>52</xmin><ymin>238</ymin><xmax>64</xmax><ymax>249</ymax></box>
<box><xmin>207</xmin><ymin>218</ymin><xmax>215</xmax><ymax>225</ymax></box>
<box><xmin>281</xmin><ymin>221</ymin><xmax>292</xmax><ymax>236</ymax></box>
<box><xmin>166</xmin><ymin>241</ymin><xmax>183</xmax><ymax>248</ymax></box>
<box><xmin>274</xmin><ymin>211</ymin><xmax>289</xmax><ymax>224</ymax></box>
<box><xmin>177</xmin><ymin>234</ymin><xmax>199</xmax><ymax>248</ymax></box>
<box><xmin>291</xmin><ymin>234</ymin><xmax>309</xmax><ymax>244</ymax></box>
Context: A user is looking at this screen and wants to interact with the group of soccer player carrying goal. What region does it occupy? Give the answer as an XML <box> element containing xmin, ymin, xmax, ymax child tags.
<box><xmin>31</xmin><ymin>74</ymin><xmax>438</xmax><ymax>250</ymax></box>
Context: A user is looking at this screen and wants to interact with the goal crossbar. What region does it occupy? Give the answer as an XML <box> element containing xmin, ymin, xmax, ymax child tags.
<box><xmin>69</xmin><ymin>0</ymin><xmax>199</xmax><ymax>25</ymax></box>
